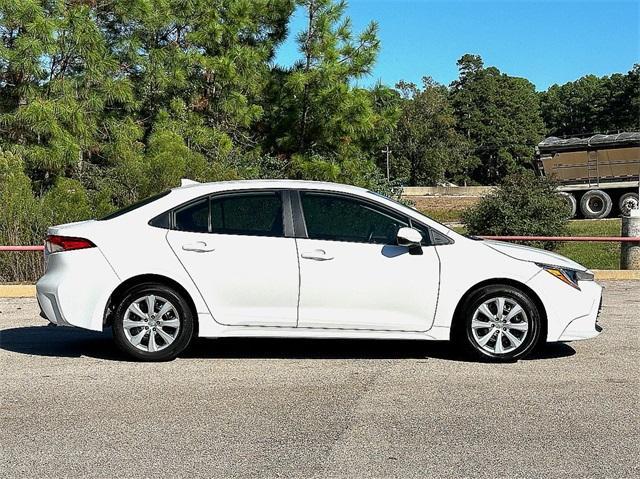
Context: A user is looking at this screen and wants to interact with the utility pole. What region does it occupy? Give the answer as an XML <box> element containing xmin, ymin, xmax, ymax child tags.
<box><xmin>381</xmin><ymin>146</ymin><xmax>391</xmax><ymax>181</ymax></box>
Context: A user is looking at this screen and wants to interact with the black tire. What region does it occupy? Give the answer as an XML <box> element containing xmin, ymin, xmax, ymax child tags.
<box><xmin>619</xmin><ymin>192</ymin><xmax>639</xmax><ymax>216</ymax></box>
<box><xmin>112</xmin><ymin>283</ymin><xmax>194</xmax><ymax>361</ymax></box>
<box><xmin>457</xmin><ymin>285</ymin><xmax>542</xmax><ymax>361</ymax></box>
<box><xmin>558</xmin><ymin>192</ymin><xmax>577</xmax><ymax>219</ymax></box>
<box><xmin>580</xmin><ymin>190</ymin><xmax>612</xmax><ymax>219</ymax></box>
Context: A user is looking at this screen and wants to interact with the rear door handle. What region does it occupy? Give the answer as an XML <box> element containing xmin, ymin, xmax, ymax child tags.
<box><xmin>182</xmin><ymin>241</ymin><xmax>215</xmax><ymax>253</ymax></box>
<box><xmin>301</xmin><ymin>249</ymin><xmax>334</xmax><ymax>261</ymax></box>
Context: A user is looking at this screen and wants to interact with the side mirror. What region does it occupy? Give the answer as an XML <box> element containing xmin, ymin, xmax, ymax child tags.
<box><xmin>396</xmin><ymin>227</ymin><xmax>423</xmax><ymax>249</ymax></box>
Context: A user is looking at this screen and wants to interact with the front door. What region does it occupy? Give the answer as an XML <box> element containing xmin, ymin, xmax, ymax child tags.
<box><xmin>295</xmin><ymin>192</ymin><xmax>440</xmax><ymax>331</ymax></box>
<box><xmin>166</xmin><ymin>191</ymin><xmax>299</xmax><ymax>327</ymax></box>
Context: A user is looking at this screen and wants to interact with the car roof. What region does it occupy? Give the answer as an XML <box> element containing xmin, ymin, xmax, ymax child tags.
<box><xmin>103</xmin><ymin>178</ymin><xmax>460</xmax><ymax>239</ymax></box>
<box><xmin>171</xmin><ymin>179</ymin><xmax>370</xmax><ymax>195</ymax></box>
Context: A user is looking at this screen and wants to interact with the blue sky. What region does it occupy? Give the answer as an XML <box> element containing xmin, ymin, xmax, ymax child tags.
<box><xmin>274</xmin><ymin>0</ymin><xmax>640</xmax><ymax>91</ymax></box>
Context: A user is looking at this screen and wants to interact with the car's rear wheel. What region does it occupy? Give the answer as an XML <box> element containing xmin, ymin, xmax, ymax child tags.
<box><xmin>112</xmin><ymin>283</ymin><xmax>194</xmax><ymax>361</ymax></box>
<box><xmin>460</xmin><ymin>285</ymin><xmax>542</xmax><ymax>361</ymax></box>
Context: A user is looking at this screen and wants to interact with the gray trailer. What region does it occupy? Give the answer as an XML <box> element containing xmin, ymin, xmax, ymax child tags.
<box><xmin>534</xmin><ymin>132</ymin><xmax>640</xmax><ymax>218</ymax></box>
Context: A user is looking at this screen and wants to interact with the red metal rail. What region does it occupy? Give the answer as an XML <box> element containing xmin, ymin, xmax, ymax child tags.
<box><xmin>480</xmin><ymin>236</ymin><xmax>640</xmax><ymax>242</ymax></box>
<box><xmin>0</xmin><ymin>236</ymin><xmax>639</xmax><ymax>252</ymax></box>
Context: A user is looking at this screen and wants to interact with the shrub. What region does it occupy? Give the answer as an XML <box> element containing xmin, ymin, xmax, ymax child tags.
<box><xmin>0</xmin><ymin>151</ymin><xmax>45</xmax><ymax>281</ymax></box>
<box><xmin>0</xmin><ymin>152</ymin><xmax>103</xmax><ymax>282</ymax></box>
<box><xmin>462</xmin><ymin>171</ymin><xmax>569</xmax><ymax>250</ymax></box>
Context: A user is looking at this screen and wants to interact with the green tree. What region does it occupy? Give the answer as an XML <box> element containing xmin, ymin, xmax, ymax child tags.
<box><xmin>93</xmin><ymin>0</ymin><xmax>294</xmax><ymax>200</ymax></box>
<box><xmin>450</xmin><ymin>54</ymin><xmax>545</xmax><ymax>184</ymax></box>
<box><xmin>540</xmin><ymin>65</ymin><xmax>640</xmax><ymax>136</ymax></box>
<box><xmin>391</xmin><ymin>77</ymin><xmax>475</xmax><ymax>185</ymax></box>
<box><xmin>1</xmin><ymin>0</ymin><xmax>295</xmax><ymax>208</ymax></box>
<box><xmin>262</xmin><ymin>0</ymin><xmax>397</xmax><ymax>188</ymax></box>
<box><xmin>1</xmin><ymin>1</ymin><xmax>134</xmax><ymax>192</ymax></box>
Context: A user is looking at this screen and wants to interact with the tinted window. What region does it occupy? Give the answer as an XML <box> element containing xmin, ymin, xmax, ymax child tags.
<box><xmin>149</xmin><ymin>211</ymin><xmax>171</xmax><ymax>229</ymax></box>
<box><xmin>301</xmin><ymin>193</ymin><xmax>408</xmax><ymax>244</ymax></box>
<box><xmin>409</xmin><ymin>222</ymin><xmax>433</xmax><ymax>246</ymax></box>
<box><xmin>99</xmin><ymin>191</ymin><xmax>171</xmax><ymax>221</ymax></box>
<box><xmin>211</xmin><ymin>193</ymin><xmax>283</xmax><ymax>237</ymax></box>
<box><xmin>174</xmin><ymin>199</ymin><xmax>209</xmax><ymax>233</ymax></box>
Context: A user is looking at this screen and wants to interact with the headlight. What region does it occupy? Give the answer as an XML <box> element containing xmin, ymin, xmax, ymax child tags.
<box><xmin>536</xmin><ymin>263</ymin><xmax>594</xmax><ymax>290</ymax></box>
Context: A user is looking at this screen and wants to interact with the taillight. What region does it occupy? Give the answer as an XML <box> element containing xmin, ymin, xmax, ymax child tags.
<box><xmin>45</xmin><ymin>235</ymin><xmax>96</xmax><ymax>253</ymax></box>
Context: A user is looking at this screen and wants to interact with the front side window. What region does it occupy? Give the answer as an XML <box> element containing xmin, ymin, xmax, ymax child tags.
<box><xmin>211</xmin><ymin>193</ymin><xmax>283</xmax><ymax>237</ymax></box>
<box><xmin>408</xmin><ymin>222</ymin><xmax>433</xmax><ymax>246</ymax></box>
<box><xmin>174</xmin><ymin>199</ymin><xmax>209</xmax><ymax>233</ymax></box>
<box><xmin>300</xmin><ymin>193</ymin><xmax>408</xmax><ymax>244</ymax></box>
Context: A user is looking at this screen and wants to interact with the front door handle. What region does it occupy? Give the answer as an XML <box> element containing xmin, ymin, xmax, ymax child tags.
<box><xmin>301</xmin><ymin>249</ymin><xmax>334</xmax><ymax>261</ymax></box>
<box><xmin>182</xmin><ymin>241</ymin><xmax>215</xmax><ymax>253</ymax></box>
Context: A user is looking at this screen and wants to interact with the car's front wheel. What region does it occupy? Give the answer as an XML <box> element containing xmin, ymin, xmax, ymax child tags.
<box><xmin>112</xmin><ymin>283</ymin><xmax>194</xmax><ymax>361</ymax></box>
<box><xmin>460</xmin><ymin>285</ymin><xmax>542</xmax><ymax>361</ymax></box>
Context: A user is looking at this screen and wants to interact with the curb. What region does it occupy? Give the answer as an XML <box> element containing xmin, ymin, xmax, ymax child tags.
<box><xmin>0</xmin><ymin>271</ymin><xmax>638</xmax><ymax>298</ymax></box>
<box><xmin>592</xmin><ymin>270</ymin><xmax>640</xmax><ymax>280</ymax></box>
<box><xmin>0</xmin><ymin>285</ymin><xmax>37</xmax><ymax>298</ymax></box>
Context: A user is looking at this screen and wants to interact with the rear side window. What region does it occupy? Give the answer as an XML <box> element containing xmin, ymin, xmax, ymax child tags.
<box><xmin>174</xmin><ymin>199</ymin><xmax>209</xmax><ymax>233</ymax></box>
<box><xmin>300</xmin><ymin>193</ymin><xmax>408</xmax><ymax>244</ymax></box>
<box><xmin>211</xmin><ymin>193</ymin><xmax>283</xmax><ymax>237</ymax></box>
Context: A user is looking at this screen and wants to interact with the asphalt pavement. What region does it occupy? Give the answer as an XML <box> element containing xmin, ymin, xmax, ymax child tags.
<box><xmin>1</xmin><ymin>281</ymin><xmax>638</xmax><ymax>478</ymax></box>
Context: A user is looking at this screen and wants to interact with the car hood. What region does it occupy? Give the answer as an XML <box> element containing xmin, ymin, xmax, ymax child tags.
<box><xmin>483</xmin><ymin>240</ymin><xmax>587</xmax><ymax>271</ymax></box>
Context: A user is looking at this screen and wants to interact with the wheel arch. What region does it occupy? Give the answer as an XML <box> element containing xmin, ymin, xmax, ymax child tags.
<box><xmin>450</xmin><ymin>278</ymin><xmax>548</xmax><ymax>342</ymax></box>
<box><xmin>104</xmin><ymin>274</ymin><xmax>199</xmax><ymax>335</ymax></box>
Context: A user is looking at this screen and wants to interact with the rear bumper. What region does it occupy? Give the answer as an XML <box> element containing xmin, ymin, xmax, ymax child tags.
<box><xmin>37</xmin><ymin>290</ymin><xmax>71</xmax><ymax>327</ymax></box>
<box><xmin>36</xmin><ymin>248</ymin><xmax>120</xmax><ymax>331</ymax></box>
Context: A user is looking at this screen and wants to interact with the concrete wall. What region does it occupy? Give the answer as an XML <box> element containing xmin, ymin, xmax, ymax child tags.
<box><xmin>402</xmin><ymin>186</ymin><xmax>496</xmax><ymax>197</ymax></box>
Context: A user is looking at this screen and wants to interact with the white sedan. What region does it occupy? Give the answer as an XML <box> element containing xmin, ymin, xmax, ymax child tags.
<box><xmin>36</xmin><ymin>180</ymin><xmax>603</xmax><ymax>361</ymax></box>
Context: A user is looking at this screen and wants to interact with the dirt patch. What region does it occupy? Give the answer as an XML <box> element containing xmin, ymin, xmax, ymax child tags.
<box><xmin>405</xmin><ymin>195</ymin><xmax>481</xmax><ymax>211</ymax></box>
<box><xmin>403</xmin><ymin>195</ymin><xmax>482</xmax><ymax>222</ymax></box>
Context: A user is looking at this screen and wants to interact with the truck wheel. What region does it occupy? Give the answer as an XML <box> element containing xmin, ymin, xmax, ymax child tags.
<box><xmin>580</xmin><ymin>190</ymin><xmax>612</xmax><ymax>219</ymax></box>
<box><xmin>558</xmin><ymin>192</ymin><xmax>577</xmax><ymax>219</ymax></box>
<box><xmin>619</xmin><ymin>192</ymin><xmax>639</xmax><ymax>216</ymax></box>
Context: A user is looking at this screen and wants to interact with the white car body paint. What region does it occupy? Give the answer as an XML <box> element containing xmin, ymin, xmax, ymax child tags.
<box><xmin>296</xmin><ymin>238</ymin><xmax>440</xmax><ymax>331</ymax></box>
<box><xmin>167</xmin><ymin>230</ymin><xmax>300</xmax><ymax>327</ymax></box>
<box><xmin>36</xmin><ymin>180</ymin><xmax>602</xmax><ymax>346</ymax></box>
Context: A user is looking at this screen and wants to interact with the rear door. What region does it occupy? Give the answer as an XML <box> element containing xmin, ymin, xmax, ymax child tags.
<box><xmin>166</xmin><ymin>191</ymin><xmax>299</xmax><ymax>327</ymax></box>
<box><xmin>295</xmin><ymin>191</ymin><xmax>441</xmax><ymax>331</ymax></box>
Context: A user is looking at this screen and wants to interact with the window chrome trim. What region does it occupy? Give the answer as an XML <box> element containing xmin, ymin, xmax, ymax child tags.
<box><xmin>151</xmin><ymin>189</ymin><xmax>292</xmax><ymax>239</ymax></box>
<box><xmin>292</xmin><ymin>189</ymin><xmax>454</xmax><ymax>247</ymax></box>
<box><xmin>295</xmin><ymin>190</ymin><xmax>412</xmax><ymax>246</ymax></box>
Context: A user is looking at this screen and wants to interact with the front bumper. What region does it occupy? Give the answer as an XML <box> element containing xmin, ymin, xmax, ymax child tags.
<box><xmin>527</xmin><ymin>270</ymin><xmax>603</xmax><ymax>342</ymax></box>
<box><xmin>557</xmin><ymin>288</ymin><xmax>603</xmax><ymax>341</ymax></box>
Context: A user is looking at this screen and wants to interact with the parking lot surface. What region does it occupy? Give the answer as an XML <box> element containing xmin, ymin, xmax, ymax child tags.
<box><xmin>1</xmin><ymin>281</ymin><xmax>638</xmax><ymax>478</ymax></box>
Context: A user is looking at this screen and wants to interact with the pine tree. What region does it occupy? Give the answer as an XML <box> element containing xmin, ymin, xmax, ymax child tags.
<box><xmin>1</xmin><ymin>1</ymin><xmax>133</xmax><ymax>192</ymax></box>
<box><xmin>261</xmin><ymin>0</ymin><xmax>398</xmax><ymax>189</ymax></box>
<box><xmin>450</xmin><ymin>54</ymin><xmax>545</xmax><ymax>184</ymax></box>
<box><xmin>540</xmin><ymin>65</ymin><xmax>640</xmax><ymax>136</ymax></box>
<box><xmin>392</xmin><ymin>77</ymin><xmax>474</xmax><ymax>185</ymax></box>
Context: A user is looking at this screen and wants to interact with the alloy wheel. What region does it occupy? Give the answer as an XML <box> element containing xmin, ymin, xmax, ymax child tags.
<box><xmin>122</xmin><ymin>295</ymin><xmax>181</xmax><ymax>352</ymax></box>
<box><xmin>471</xmin><ymin>297</ymin><xmax>529</xmax><ymax>355</ymax></box>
